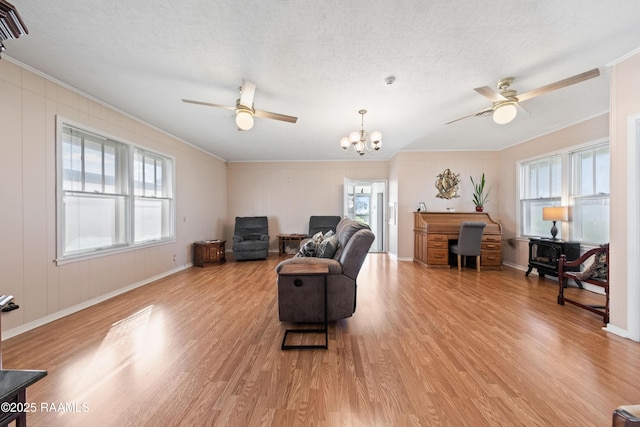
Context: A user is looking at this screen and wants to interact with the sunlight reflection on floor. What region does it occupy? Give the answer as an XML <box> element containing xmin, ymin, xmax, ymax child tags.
<box><xmin>63</xmin><ymin>305</ymin><xmax>166</xmax><ymax>403</ymax></box>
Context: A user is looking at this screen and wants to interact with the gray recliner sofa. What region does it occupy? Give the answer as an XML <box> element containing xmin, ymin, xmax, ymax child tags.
<box><xmin>307</xmin><ymin>215</ymin><xmax>341</xmax><ymax>237</ymax></box>
<box><xmin>232</xmin><ymin>216</ymin><xmax>269</xmax><ymax>261</ymax></box>
<box><xmin>275</xmin><ymin>217</ymin><xmax>375</xmax><ymax>322</ymax></box>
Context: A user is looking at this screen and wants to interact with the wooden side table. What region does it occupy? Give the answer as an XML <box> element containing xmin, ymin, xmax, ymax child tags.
<box><xmin>193</xmin><ymin>240</ymin><xmax>226</xmax><ymax>267</ymax></box>
<box><xmin>279</xmin><ymin>264</ymin><xmax>329</xmax><ymax>350</ymax></box>
<box><xmin>277</xmin><ymin>234</ymin><xmax>307</xmax><ymax>255</ymax></box>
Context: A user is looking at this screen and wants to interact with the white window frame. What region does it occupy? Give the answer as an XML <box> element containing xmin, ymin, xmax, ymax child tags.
<box><xmin>517</xmin><ymin>138</ymin><xmax>609</xmax><ymax>244</ymax></box>
<box><xmin>519</xmin><ymin>154</ymin><xmax>563</xmax><ymax>239</ymax></box>
<box><xmin>569</xmin><ymin>142</ymin><xmax>610</xmax><ymax>244</ymax></box>
<box><xmin>133</xmin><ymin>147</ymin><xmax>175</xmax><ymax>244</ymax></box>
<box><xmin>56</xmin><ymin>117</ymin><xmax>175</xmax><ymax>264</ymax></box>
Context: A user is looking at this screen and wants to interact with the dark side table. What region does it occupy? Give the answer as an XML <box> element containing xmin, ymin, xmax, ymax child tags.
<box><xmin>193</xmin><ymin>240</ymin><xmax>226</xmax><ymax>266</ymax></box>
<box><xmin>279</xmin><ymin>264</ymin><xmax>329</xmax><ymax>350</ymax></box>
<box><xmin>0</xmin><ymin>369</ymin><xmax>47</xmax><ymax>426</ymax></box>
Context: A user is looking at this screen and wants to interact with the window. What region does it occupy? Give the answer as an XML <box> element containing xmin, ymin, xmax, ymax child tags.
<box><xmin>520</xmin><ymin>155</ymin><xmax>562</xmax><ymax>238</ymax></box>
<box><xmin>133</xmin><ymin>149</ymin><xmax>174</xmax><ymax>243</ymax></box>
<box><xmin>518</xmin><ymin>140</ymin><xmax>610</xmax><ymax>244</ymax></box>
<box><xmin>58</xmin><ymin>121</ymin><xmax>174</xmax><ymax>261</ymax></box>
<box><xmin>570</xmin><ymin>144</ymin><xmax>610</xmax><ymax>244</ymax></box>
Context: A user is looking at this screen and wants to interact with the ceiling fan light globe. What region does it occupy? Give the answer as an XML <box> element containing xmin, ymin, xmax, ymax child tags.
<box><xmin>235</xmin><ymin>111</ymin><xmax>254</xmax><ymax>130</ymax></box>
<box><xmin>340</xmin><ymin>136</ymin><xmax>350</xmax><ymax>150</ymax></box>
<box><xmin>493</xmin><ymin>103</ymin><xmax>517</xmax><ymax>124</ymax></box>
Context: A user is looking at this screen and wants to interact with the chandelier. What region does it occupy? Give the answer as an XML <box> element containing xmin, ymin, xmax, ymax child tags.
<box><xmin>340</xmin><ymin>109</ymin><xmax>382</xmax><ymax>156</ymax></box>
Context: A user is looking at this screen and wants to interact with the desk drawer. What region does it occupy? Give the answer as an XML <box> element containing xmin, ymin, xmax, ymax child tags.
<box><xmin>428</xmin><ymin>240</ymin><xmax>448</xmax><ymax>250</ymax></box>
<box><xmin>481</xmin><ymin>250</ymin><xmax>502</xmax><ymax>267</ymax></box>
<box><xmin>481</xmin><ymin>242</ymin><xmax>501</xmax><ymax>251</ymax></box>
<box><xmin>427</xmin><ymin>249</ymin><xmax>449</xmax><ymax>265</ymax></box>
<box><xmin>428</xmin><ymin>234</ymin><xmax>448</xmax><ymax>250</ymax></box>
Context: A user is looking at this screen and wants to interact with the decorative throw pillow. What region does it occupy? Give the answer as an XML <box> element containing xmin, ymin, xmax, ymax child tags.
<box><xmin>591</xmin><ymin>253</ymin><xmax>608</xmax><ymax>280</ymax></box>
<box><xmin>573</xmin><ymin>259</ymin><xmax>598</xmax><ymax>281</ymax></box>
<box><xmin>297</xmin><ymin>240</ymin><xmax>315</xmax><ymax>257</ymax></box>
<box><xmin>295</xmin><ymin>232</ymin><xmax>325</xmax><ymax>257</ymax></box>
<box><xmin>318</xmin><ymin>235</ymin><xmax>339</xmax><ymax>258</ymax></box>
<box><xmin>574</xmin><ymin>252</ymin><xmax>607</xmax><ymax>281</ymax></box>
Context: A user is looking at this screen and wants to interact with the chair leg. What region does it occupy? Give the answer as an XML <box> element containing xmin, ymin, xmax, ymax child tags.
<box><xmin>476</xmin><ymin>255</ymin><xmax>481</xmax><ymax>272</ymax></box>
<box><xmin>457</xmin><ymin>255</ymin><xmax>462</xmax><ymax>271</ymax></box>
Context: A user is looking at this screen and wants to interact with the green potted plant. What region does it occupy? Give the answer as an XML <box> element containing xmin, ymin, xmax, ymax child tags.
<box><xmin>470</xmin><ymin>173</ymin><xmax>491</xmax><ymax>212</ymax></box>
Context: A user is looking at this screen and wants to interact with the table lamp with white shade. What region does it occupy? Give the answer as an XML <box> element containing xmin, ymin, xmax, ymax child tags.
<box><xmin>542</xmin><ymin>206</ymin><xmax>568</xmax><ymax>240</ymax></box>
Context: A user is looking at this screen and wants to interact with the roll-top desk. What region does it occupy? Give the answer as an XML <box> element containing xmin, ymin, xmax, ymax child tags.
<box><xmin>414</xmin><ymin>212</ymin><xmax>503</xmax><ymax>270</ymax></box>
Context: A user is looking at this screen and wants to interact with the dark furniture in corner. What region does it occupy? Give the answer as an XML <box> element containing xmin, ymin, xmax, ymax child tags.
<box><xmin>193</xmin><ymin>240</ymin><xmax>226</xmax><ymax>266</ymax></box>
<box><xmin>232</xmin><ymin>216</ymin><xmax>269</xmax><ymax>261</ymax></box>
<box><xmin>525</xmin><ymin>238</ymin><xmax>580</xmax><ymax>278</ymax></box>
<box><xmin>557</xmin><ymin>243</ymin><xmax>609</xmax><ymax>325</ymax></box>
<box><xmin>0</xmin><ymin>295</ymin><xmax>47</xmax><ymax>426</ymax></box>
<box><xmin>307</xmin><ymin>216</ymin><xmax>341</xmax><ymax>237</ymax></box>
<box><xmin>0</xmin><ymin>370</ymin><xmax>48</xmax><ymax>426</ymax></box>
<box><xmin>613</xmin><ymin>405</ymin><xmax>640</xmax><ymax>426</ymax></box>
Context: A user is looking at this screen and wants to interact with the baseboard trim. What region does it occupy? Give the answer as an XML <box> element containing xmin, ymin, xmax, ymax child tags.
<box><xmin>2</xmin><ymin>263</ymin><xmax>192</xmax><ymax>340</ymax></box>
<box><xmin>604</xmin><ymin>323</ymin><xmax>630</xmax><ymax>340</ymax></box>
<box><xmin>502</xmin><ymin>261</ymin><xmax>529</xmax><ymax>272</ymax></box>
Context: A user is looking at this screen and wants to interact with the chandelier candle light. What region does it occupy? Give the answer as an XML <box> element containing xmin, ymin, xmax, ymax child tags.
<box><xmin>340</xmin><ymin>109</ymin><xmax>382</xmax><ymax>156</ymax></box>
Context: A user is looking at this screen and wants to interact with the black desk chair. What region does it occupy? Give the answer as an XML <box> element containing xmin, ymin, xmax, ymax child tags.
<box><xmin>450</xmin><ymin>222</ymin><xmax>486</xmax><ymax>272</ymax></box>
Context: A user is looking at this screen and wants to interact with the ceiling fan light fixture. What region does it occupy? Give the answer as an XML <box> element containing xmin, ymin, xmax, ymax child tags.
<box><xmin>493</xmin><ymin>102</ymin><xmax>517</xmax><ymax>124</ymax></box>
<box><xmin>235</xmin><ymin>110</ymin><xmax>254</xmax><ymax>130</ymax></box>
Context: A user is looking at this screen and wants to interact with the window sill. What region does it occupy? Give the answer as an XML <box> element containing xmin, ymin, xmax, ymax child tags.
<box><xmin>55</xmin><ymin>238</ymin><xmax>176</xmax><ymax>266</ymax></box>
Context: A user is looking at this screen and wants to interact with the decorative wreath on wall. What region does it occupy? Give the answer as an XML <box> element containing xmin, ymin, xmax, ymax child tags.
<box><xmin>435</xmin><ymin>168</ymin><xmax>461</xmax><ymax>199</ymax></box>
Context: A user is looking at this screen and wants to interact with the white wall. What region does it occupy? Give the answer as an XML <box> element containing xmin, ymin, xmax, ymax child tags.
<box><xmin>226</xmin><ymin>161</ymin><xmax>389</xmax><ymax>250</ymax></box>
<box><xmin>609</xmin><ymin>51</ymin><xmax>640</xmax><ymax>332</ymax></box>
<box><xmin>390</xmin><ymin>151</ymin><xmax>501</xmax><ymax>260</ymax></box>
<box><xmin>0</xmin><ymin>59</ymin><xmax>227</xmax><ymax>334</ymax></box>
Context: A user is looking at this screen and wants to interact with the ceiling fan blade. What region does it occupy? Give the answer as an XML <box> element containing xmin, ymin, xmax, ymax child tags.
<box><xmin>474</xmin><ymin>86</ymin><xmax>508</xmax><ymax>102</ymax></box>
<box><xmin>516</xmin><ymin>102</ymin><xmax>530</xmax><ymax>114</ymax></box>
<box><xmin>239</xmin><ymin>79</ymin><xmax>256</xmax><ymax>108</ymax></box>
<box><xmin>254</xmin><ymin>109</ymin><xmax>298</xmax><ymax>123</ymax></box>
<box><xmin>516</xmin><ymin>68</ymin><xmax>600</xmax><ymax>102</ymax></box>
<box><xmin>182</xmin><ymin>99</ymin><xmax>235</xmax><ymax>111</ymax></box>
<box><xmin>446</xmin><ymin>107</ymin><xmax>493</xmax><ymax>124</ymax></box>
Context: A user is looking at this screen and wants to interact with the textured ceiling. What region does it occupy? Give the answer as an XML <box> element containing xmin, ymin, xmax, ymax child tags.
<box><xmin>5</xmin><ymin>1</ymin><xmax>640</xmax><ymax>161</ymax></box>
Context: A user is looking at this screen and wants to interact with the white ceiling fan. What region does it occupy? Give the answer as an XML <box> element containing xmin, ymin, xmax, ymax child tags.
<box><xmin>182</xmin><ymin>79</ymin><xmax>298</xmax><ymax>130</ymax></box>
<box><xmin>446</xmin><ymin>68</ymin><xmax>600</xmax><ymax>125</ymax></box>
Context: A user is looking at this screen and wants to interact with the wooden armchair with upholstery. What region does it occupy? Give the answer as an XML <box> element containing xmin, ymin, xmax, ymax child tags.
<box><xmin>557</xmin><ymin>243</ymin><xmax>609</xmax><ymax>324</ymax></box>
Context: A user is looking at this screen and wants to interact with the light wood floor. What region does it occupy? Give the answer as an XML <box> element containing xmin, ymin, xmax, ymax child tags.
<box><xmin>3</xmin><ymin>254</ymin><xmax>639</xmax><ymax>426</ymax></box>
